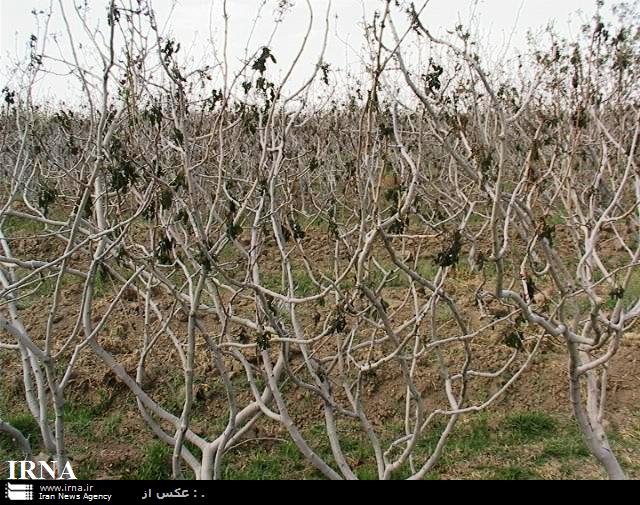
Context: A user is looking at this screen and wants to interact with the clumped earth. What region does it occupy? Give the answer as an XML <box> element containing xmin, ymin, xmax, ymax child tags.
<box><xmin>2</xmin><ymin>343</ymin><xmax>639</xmax><ymax>480</ymax></box>
<box><xmin>1</xmin><ymin>225</ymin><xmax>639</xmax><ymax>480</ymax></box>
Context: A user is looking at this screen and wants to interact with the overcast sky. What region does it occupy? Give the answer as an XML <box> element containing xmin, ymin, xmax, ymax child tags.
<box><xmin>0</xmin><ymin>0</ymin><xmax>615</xmax><ymax>104</ymax></box>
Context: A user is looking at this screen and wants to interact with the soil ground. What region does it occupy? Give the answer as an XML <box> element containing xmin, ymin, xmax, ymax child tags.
<box><xmin>1</xmin><ymin>219</ymin><xmax>639</xmax><ymax>480</ymax></box>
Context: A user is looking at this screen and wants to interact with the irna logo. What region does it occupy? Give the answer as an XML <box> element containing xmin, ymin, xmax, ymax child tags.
<box><xmin>7</xmin><ymin>460</ymin><xmax>77</xmax><ymax>480</ymax></box>
<box><xmin>5</xmin><ymin>483</ymin><xmax>34</xmax><ymax>501</ymax></box>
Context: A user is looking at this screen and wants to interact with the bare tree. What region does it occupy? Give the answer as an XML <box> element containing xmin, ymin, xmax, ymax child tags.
<box><xmin>1</xmin><ymin>0</ymin><xmax>638</xmax><ymax>480</ymax></box>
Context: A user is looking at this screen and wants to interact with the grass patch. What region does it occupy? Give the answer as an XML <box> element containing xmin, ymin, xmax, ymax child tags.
<box><xmin>450</xmin><ymin>415</ymin><xmax>493</xmax><ymax>456</ymax></box>
<box><xmin>223</xmin><ymin>439</ymin><xmax>308</xmax><ymax>480</ymax></box>
<box><xmin>540</xmin><ymin>435</ymin><xmax>590</xmax><ymax>460</ymax></box>
<box><xmin>416</xmin><ymin>259</ymin><xmax>439</xmax><ymax>280</ymax></box>
<box><xmin>135</xmin><ymin>441</ymin><xmax>173</xmax><ymax>480</ymax></box>
<box><xmin>503</xmin><ymin>412</ymin><xmax>557</xmax><ymax>442</ymax></box>
<box><xmin>93</xmin><ymin>270</ymin><xmax>111</xmax><ymax>299</ymax></box>
<box><xmin>621</xmin><ymin>269</ymin><xmax>640</xmax><ymax>309</ymax></box>
<box><xmin>64</xmin><ymin>404</ymin><xmax>96</xmax><ymax>438</ymax></box>
<box><xmin>1</xmin><ymin>215</ymin><xmax>44</xmax><ymax>236</ymax></box>
<box><xmin>292</xmin><ymin>269</ymin><xmax>319</xmax><ymax>297</ymax></box>
<box><xmin>64</xmin><ymin>394</ymin><xmax>116</xmax><ymax>439</ymax></box>
<box><xmin>490</xmin><ymin>466</ymin><xmax>539</xmax><ymax>480</ymax></box>
<box><xmin>75</xmin><ymin>459</ymin><xmax>99</xmax><ymax>480</ymax></box>
<box><xmin>99</xmin><ymin>414</ymin><xmax>123</xmax><ymax>438</ymax></box>
<box><xmin>17</xmin><ymin>271</ymin><xmax>78</xmax><ymax>308</ymax></box>
<box><xmin>0</xmin><ymin>414</ymin><xmax>41</xmax><ymax>457</ymax></box>
<box><xmin>548</xmin><ymin>212</ymin><xmax>566</xmax><ymax>226</ymax></box>
<box><xmin>261</xmin><ymin>271</ymin><xmax>282</xmax><ymax>292</ymax></box>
